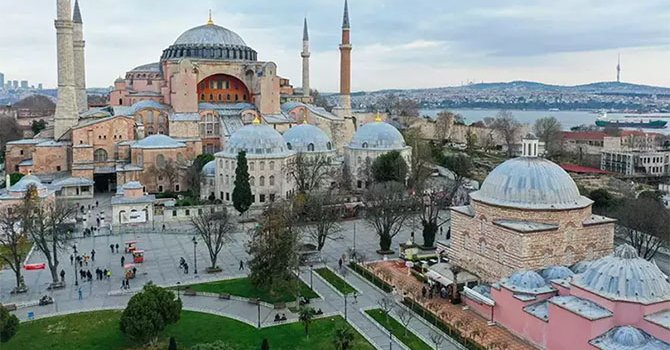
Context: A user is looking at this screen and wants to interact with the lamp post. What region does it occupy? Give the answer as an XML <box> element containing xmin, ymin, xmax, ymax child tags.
<box><xmin>344</xmin><ymin>293</ymin><xmax>348</xmax><ymax>320</ymax></box>
<box><xmin>353</xmin><ymin>222</ymin><xmax>357</xmax><ymax>255</ymax></box>
<box><xmin>176</xmin><ymin>282</ymin><xmax>181</xmax><ymax>301</ymax></box>
<box><xmin>309</xmin><ymin>264</ymin><xmax>313</xmax><ymax>289</ymax></box>
<box><xmin>389</xmin><ymin>329</ymin><xmax>393</xmax><ymax>350</ymax></box>
<box><xmin>74</xmin><ymin>257</ymin><xmax>78</xmax><ymax>286</ymax></box>
<box><xmin>192</xmin><ymin>236</ymin><xmax>198</xmax><ymax>274</ymax></box>
<box><xmin>257</xmin><ymin>302</ymin><xmax>261</xmax><ymax>328</ymax></box>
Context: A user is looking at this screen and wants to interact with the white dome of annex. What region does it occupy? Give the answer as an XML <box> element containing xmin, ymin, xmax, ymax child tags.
<box><xmin>220</xmin><ymin>122</ymin><xmax>293</xmax><ymax>158</ymax></box>
<box><xmin>469</xmin><ymin>157</ymin><xmax>592</xmax><ymax>210</ymax></box>
<box><xmin>283</xmin><ymin>124</ymin><xmax>333</xmax><ymax>153</ymax></box>
<box><xmin>348</xmin><ymin>121</ymin><xmax>407</xmax><ymax>150</ymax></box>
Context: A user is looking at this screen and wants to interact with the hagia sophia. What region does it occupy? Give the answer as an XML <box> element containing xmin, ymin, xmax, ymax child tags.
<box><xmin>3</xmin><ymin>0</ymin><xmax>409</xmax><ymax>204</ymax></box>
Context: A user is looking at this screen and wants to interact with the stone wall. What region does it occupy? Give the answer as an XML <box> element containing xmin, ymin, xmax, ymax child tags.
<box><xmin>33</xmin><ymin>145</ymin><xmax>69</xmax><ymax>174</ymax></box>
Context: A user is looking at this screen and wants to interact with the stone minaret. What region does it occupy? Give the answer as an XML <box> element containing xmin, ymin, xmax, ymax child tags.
<box><xmin>72</xmin><ymin>0</ymin><xmax>87</xmax><ymax>113</ymax></box>
<box><xmin>338</xmin><ymin>0</ymin><xmax>352</xmax><ymax>112</ymax></box>
<box><xmin>301</xmin><ymin>17</ymin><xmax>311</xmax><ymax>98</ymax></box>
<box><xmin>54</xmin><ymin>0</ymin><xmax>78</xmax><ymax>140</ymax></box>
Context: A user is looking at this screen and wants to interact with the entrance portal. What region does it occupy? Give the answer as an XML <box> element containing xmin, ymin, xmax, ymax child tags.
<box><xmin>93</xmin><ymin>173</ymin><xmax>116</xmax><ymax>193</ymax></box>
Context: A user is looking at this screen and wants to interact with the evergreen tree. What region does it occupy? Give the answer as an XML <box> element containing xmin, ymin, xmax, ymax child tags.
<box><xmin>232</xmin><ymin>151</ymin><xmax>253</xmax><ymax>215</ymax></box>
<box><xmin>261</xmin><ymin>338</ymin><xmax>270</xmax><ymax>350</ymax></box>
<box><xmin>371</xmin><ymin>151</ymin><xmax>408</xmax><ymax>183</ymax></box>
<box><xmin>0</xmin><ymin>304</ymin><xmax>19</xmax><ymax>342</ymax></box>
<box><xmin>119</xmin><ymin>283</ymin><xmax>182</xmax><ymax>346</ymax></box>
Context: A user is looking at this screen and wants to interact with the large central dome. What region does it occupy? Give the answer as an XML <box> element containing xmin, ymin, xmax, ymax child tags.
<box><xmin>470</xmin><ymin>157</ymin><xmax>592</xmax><ymax>210</ymax></box>
<box><xmin>174</xmin><ymin>24</ymin><xmax>247</xmax><ymax>47</ymax></box>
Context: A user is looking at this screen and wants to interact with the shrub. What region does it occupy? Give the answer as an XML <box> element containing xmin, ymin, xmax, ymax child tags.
<box><xmin>0</xmin><ymin>305</ymin><xmax>19</xmax><ymax>342</ymax></box>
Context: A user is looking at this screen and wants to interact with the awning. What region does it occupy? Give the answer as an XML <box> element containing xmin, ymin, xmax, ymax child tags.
<box><xmin>426</xmin><ymin>270</ymin><xmax>453</xmax><ymax>286</ymax></box>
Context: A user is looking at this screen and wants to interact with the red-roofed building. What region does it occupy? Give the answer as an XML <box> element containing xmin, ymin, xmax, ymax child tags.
<box><xmin>562</xmin><ymin>131</ymin><xmax>606</xmax><ymax>155</ymax></box>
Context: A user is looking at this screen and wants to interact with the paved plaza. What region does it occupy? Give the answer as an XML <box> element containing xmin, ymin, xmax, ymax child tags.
<box><xmin>0</xmin><ymin>194</ymin><xmax>462</xmax><ymax>349</ymax></box>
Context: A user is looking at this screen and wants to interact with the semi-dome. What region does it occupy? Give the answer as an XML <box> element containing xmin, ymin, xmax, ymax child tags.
<box><xmin>573</xmin><ymin>244</ymin><xmax>670</xmax><ymax>304</ymax></box>
<box><xmin>161</xmin><ymin>22</ymin><xmax>257</xmax><ymax>62</ymax></box>
<box><xmin>469</xmin><ymin>157</ymin><xmax>593</xmax><ymax>210</ymax></box>
<box><xmin>132</xmin><ymin>134</ymin><xmax>186</xmax><ymax>149</ymax></box>
<box><xmin>220</xmin><ymin>122</ymin><xmax>293</xmax><ymax>158</ymax></box>
<box><xmin>10</xmin><ymin>175</ymin><xmax>46</xmax><ymax>192</ymax></box>
<box><xmin>202</xmin><ymin>160</ymin><xmax>216</xmax><ymax>176</ymax></box>
<box><xmin>539</xmin><ymin>266</ymin><xmax>574</xmax><ymax>282</ymax></box>
<box><xmin>283</xmin><ymin>124</ymin><xmax>334</xmax><ymax>153</ymax></box>
<box><xmin>500</xmin><ymin>270</ymin><xmax>551</xmax><ymax>294</ymax></box>
<box><xmin>348</xmin><ymin>121</ymin><xmax>407</xmax><ymax>150</ymax></box>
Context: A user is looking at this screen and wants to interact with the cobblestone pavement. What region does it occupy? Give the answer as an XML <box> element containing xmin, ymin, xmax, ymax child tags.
<box><xmin>0</xmin><ymin>193</ymin><xmax>462</xmax><ymax>348</ymax></box>
<box><xmin>369</xmin><ymin>260</ymin><xmax>538</xmax><ymax>350</ymax></box>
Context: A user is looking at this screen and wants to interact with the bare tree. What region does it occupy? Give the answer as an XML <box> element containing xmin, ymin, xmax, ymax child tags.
<box><xmin>417</xmin><ymin>189</ymin><xmax>451</xmax><ymax>248</ymax></box>
<box><xmin>377</xmin><ymin>296</ymin><xmax>396</xmax><ymax>322</ymax></box>
<box><xmin>490</xmin><ymin>110</ymin><xmax>521</xmax><ymax>157</ymax></box>
<box><xmin>147</xmin><ymin>159</ymin><xmax>181</xmax><ymax>192</ymax></box>
<box><xmin>443</xmin><ymin>153</ymin><xmax>473</xmax><ymax>203</ymax></box>
<box><xmin>0</xmin><ymin>116</ymin><xmax>22</xmax><ymax>159</ymax></box>
<box><xmin>191</xmin><ymin>207</ymin><xmax>235</xmax><ymax>270</ymax></box>
<box><xmin>403</xmin><ymin>128</ymin><xmax>433</xmax><ymax>191</ymax></box>
<box><xmin>287</xmin><ymin>153</ymin><xmax>335</xmax><ymax>194</ymax></box>
<box><xmin>434</xmin><ymin>111</ymin><xmax>455</xmax><ymax>141</ymax></box>
<box><xmin>363</xmin><ymin>182</ymin><xmax>415</xmax><ymax>253</ymax></box>
<box><xmin>301</xmin><ymin>192</ymin><xmax>342</xmax><ymax>251</ymax></box>
<box><xmin>429</xmin><ymin>331</ymin><xmax>446</xmax><ymax>350</ymax></box>
<box><xmin>533</xmin><ymin>116</ymin><xmax>562</xmax><ymax>156</ymax></box>
<box><xmin>396</xmin><ymin>307</ymin><xmax>415</xmax><ymax>336</ymax></box>
<box><xmin>0</xmin><ymin>205</ymin><xmax>28</xmax><ymax>292</ymax></box>
<box><xmin>615</xmin><ymin>198</ymin><xmax>669</xmax><ymax>260</ymax></box>
<box><xmin>23</xmin><ymin>187</ymin><xmax>76</xmax><ymax>286</ymax></box>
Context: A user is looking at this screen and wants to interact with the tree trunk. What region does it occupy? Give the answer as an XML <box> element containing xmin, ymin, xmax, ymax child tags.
<box><xmin>422</xmin><ymin>221</ymin><xmax>438</xmax><ymax>248</ymax></box>
<box><xmin>379</xmin><ymin>233</ymin><xmax>392</xmax><ymax>251</ymax></box>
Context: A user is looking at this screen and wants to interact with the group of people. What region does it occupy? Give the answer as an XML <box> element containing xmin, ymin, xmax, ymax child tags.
<box><xmin>70</xmin><ymin>249</ymin><xmax>95</xmax><ymax>267</ymax></box>
<box><xmin>121</xmin><ymin>278</ymin><xmax>131</xmax><ymax>290</ymax></box>
<box><xmin>179</xmin><ymin>257</ymin><xmax>189</xmax><ymax>274</ymax></box>
<box><xmin>421</xmin><ymin>281</ymin><xmax>449</xmax><ymax>300</ymax></box>
<box><xmin>109</xmin><ymin>244</ymin><xmax>120</xmax><ymax>254</ymax></box>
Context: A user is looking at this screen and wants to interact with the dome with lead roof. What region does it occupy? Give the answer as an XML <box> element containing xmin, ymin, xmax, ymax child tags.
<box><xmin>162</xmin><ymin>20</ymin><xmax>257</xmax><ymax>62</ymax></box>
<box><xmin>219</xmin><ymin>122</ymin><xmax>293</xmax><ymax>158</ymax></box>
<box><xmin>500</xmin><ymin>270</ymin><xmax>551</xmax><ymax>294</ymax></box>
<box><xmin>348</xmin><ymin>121</ymin><xmax>407</xmax><ymax>150</ymax></box>
<box><xmin>202</xmin><ymin>160</ymin><xmax>216</xmax><ymax>176</ymax></box>
<box><xmin>283</xmin><ymin>124</ymin><xmax>334</xmax><ymax>153</ymax></box>
<box><xmin>469</xmin><ymin>157</ymin><xmax>592</xmax><ymax>210</ymax></box>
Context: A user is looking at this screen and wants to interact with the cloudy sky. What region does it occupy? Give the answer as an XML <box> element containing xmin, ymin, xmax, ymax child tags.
<box><xmin>1</xmin><ymin>0</ymin><xmax>668</xmax><ymax>91</ymax></box>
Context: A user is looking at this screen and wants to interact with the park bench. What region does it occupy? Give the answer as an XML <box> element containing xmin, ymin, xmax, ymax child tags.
<box><xmin>218</xmin><ymin>293</ymin><xmax>231</xmax><ymax>300</ymax></box>
<box><xmin>3</xmin><ymin>304</ymin><xmax>17</xmax><ymax>311</ymax></box>
<box><xmin>183</xmin><ymin>288</ymin><xmax>196</xmax><ymax>296</ymax></box>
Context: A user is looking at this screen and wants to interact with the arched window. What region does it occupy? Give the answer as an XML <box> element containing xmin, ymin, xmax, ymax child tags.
<box><xmin>269</xmin><ymin>161</ymin><xmax>275</xmax><ymax>170</ymax></box>
<box><xmin>286</xmin><ymin>143</ymin><xmax>292</xmax><ymax>150</ymax></box>
<box><xmin>94</xmin><ymin>148</ymin><xmax>108</xmax><ymax>162</ymax></box>
<box><xmin>250</xmin><ymin>176</ymin><xmax>255</xmax><ymax>186</ymax></box>
<box><xmin>260</xmin><ymin>161</ymin><xmax>265</xmax><ymax>171</ymax></box>
<box><xmin>249</xmin><ymin>162</ymin><xmax>255</xmax><ymax>171</ymax></box>
<box><xmin>156</xmin><ymin>154</ymin><xmax>166</xmax><ymax>168</ymax></box>
<box><xmin>326</xmin><ymin>142</ymin><xmax>332</xmax><ymax>150</ymax></box>
<box><xmin>362</xmin><ymin>142</ymin><xmax>368</xmax><ymax>148</ymax></box>
<box><xmin>259</xmin><ymin>176</ymin><xmax>265</xmax><ymax>186</ymax></box>
<box><xmin>269</xmin><ymin>175</ymin><xmax>275</xmax><ymax>186</ymax></box>
<box><xmin>307</xmin><ymin>143</ymin><xmax>315</xmax><ymax>152</ymax></box>
<box><xmin>479</xmin><ymin>239</ymin><xmax>486</xmax><ymax>254</ymax></box>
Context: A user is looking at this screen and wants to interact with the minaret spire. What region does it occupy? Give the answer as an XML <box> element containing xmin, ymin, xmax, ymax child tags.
<box><xmin>301</xmin><ymin>17</ymin><xmax>311</xmax><ymax>98</ymax></box>
<box><xmin>73</xmin><ymin>0</ymin><xmax>87</xmax><ymax>113</ymax></box>
<box><xmin>54</xmin><ymin>0</ymin><xmax>79</xmax><ymax>139</ymax></box>
<box><xmin>342</xmin><ymin>0</ymin><xmax>350</xmax><ymax>29</ymax></box>
<box><xmin>338</xmin><ymin>0</ymin><xmax>352</xmax><ymax>111</ymax></box>
<box><xmin>616</xmin><ymin>54</ymin><xmax>621</xmax><ymax>83</ymax></box>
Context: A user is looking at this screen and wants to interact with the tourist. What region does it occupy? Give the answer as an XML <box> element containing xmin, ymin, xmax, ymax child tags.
<box><xmin>184</xmin><ymin>263</ymin><xmax>189</xmax><ymax>274</ymax></box>
<box><xmin>110</xmin><ymin>244</ymin><xmax>114</xmax><ymax>253</ymax></box>
<box><xmin>274</xmin><ymin>314</ymin><xmax>280</xmax><ymax>322</ymax></box>
<box><xmin>91</xmin><ymin>249</ymin><xmax>95</xmax><ymax>261</ymax></box>
<box><xmin>115</xmin><ymin>243</ymin><xmax>119</xmax><ymax>253</ymax></box>
<box><xmin>281</xmin><ymin>314</ymin><xmax>287</xmax><ymax>321</ymax></box>
<box><xmin>338</xmin><ymin>258</ymin><xmax>343</xmax><ymax>270</ymax></box>
<box><xmin>239</xmin><ymin>260</ymin><xmax>244</xmax><ymax>271</ymax></box>
<box><xmin>78</xmin><ymin>288</ymin><xmax>82</xmax><ymax>300</ymax></box>
<box><xmin>121</xmin><ymin>256</ymin><xmax>125</xmax><ymax>266</ymax></box>
<box><xmin>106</xmin><ymin>270</ymin><xmax>111</xmax><ymax>279</ymax></box>
<box><xmin>87</xmin><ymin>270</ymin><xmax>92</xmax><ymax>282</ymax></box>
<box><xmin>70</xmin><ymin>254</ymin><xmax>74</xmax><ymax>265</ymax></box>
<box><xmin>422</xmin><ymin>285</ymin><xmax>427</xmax><ymax>298</ymax></box>
<box><xmin>60</xmin><ymin>269</ymin><xmax>65</xmax><ymax>282</ymax></box>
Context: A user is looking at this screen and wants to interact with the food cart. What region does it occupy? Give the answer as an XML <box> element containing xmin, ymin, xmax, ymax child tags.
<box><xmin>132</xmin><ymin>250</ymin><xmax>144</xmax><ymax>263</ymax></box>
<box><xmin>124</xmin><ymin>240</ymin><xmax>137</xmax><ymax>253</ymax></box>
<box><xmin>124</xmin><ymin>263</ymin><xmax>137</xmax><ymax>279</ymax></box>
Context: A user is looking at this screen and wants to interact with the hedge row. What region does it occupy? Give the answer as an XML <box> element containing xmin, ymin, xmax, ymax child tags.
<box><xmin>348</xmin><ymin>262</ymin><xmax>393</xmax><ymax>293</ymax></box>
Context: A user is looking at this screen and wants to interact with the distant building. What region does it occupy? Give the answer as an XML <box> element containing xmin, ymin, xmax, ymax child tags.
<box><xmin>20</xmin><ymin>80</ymin><xmax>28</xmax><ymax>89</ymax></box>
<box><xmin>0</xmin><ymin>72</ymin><xmax>4</xmax><ymax>90</ymax></box>
<box><xmin>12</xmin><ymin>80</ymin><xmax>18</xmax><ymax>89</ymax></box>
<box><xmin>561</xmin><ymin>131</ymin><xmax>606</xmax><ymax>155</ymax></box>
<box><xmin>38</xmin><ymin>83</ymin><xmax>43</xmax><ymax>90</ymax></box>
<box><xmin>600</xmin><ymin>130</ymin><xmax>669</xmax><ymax>176</ymax></box>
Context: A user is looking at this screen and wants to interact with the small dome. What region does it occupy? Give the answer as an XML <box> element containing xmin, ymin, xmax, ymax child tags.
<box><xmin>348</xmin><ymin>121</ymin><xmax>407</xmax><ymax>150</ymax></box>
<box><xmin>220</xmin><ymin>123</ymin><xmax>293</xmax><ymax>158</ymax></box>
<box><xmin>540</xmin><ymin>266</ymin><xmax>574</xmax><ymax>282</ymax></box>
<box><xmin>283</xmin><ymin>124</ymin><xmax>334</xmax><ymax>153</ymax></box>
<box><xmin>10</xmin><ymin>175</ymin><xmax>46</xmax><ymax>192</ymax></box>
<box><xmin>590</xmin><ymin>326</ymin><xmax>669</xmax><ymax>349</ymax></box>
<box><xmin>611</xmin><ymin>327</ymin><xmax>647</xmax><ymax>347</ymax></box>
<box><xmin>471</xmin><ymin>285</ymin><xmax>492</xmax><ymax>299</ymax></box>
<box><xmin>501</xmin><ymin>270</ymin><xmax>549</xmax><ymax>293</ymax></box>
<box><xmin>570</xmin><ymin>260</ymin><xmax>593</xmax><ymax>274</ymax></box>
<box><xmin>129</xmin><ymin>100</ymin><xmax>168</xmax><ymax>114</ymax></box>
<box><xmin>202</xmin><ymin>160</ymin><xmax>216</xmax><ymax>176</ymax></box>
<box><xmin>130</xmin><ymin>62</ymin><xmax>161</xmax><ymax>73</ymax></box>
<box><xmin>573</xmin><ymin>244</ymin><xmax>670</xmax><ymax>304</ymax></box>
<box><xmin>132</xmin><ymin>135</ymin><xmax>186</xmax><ymax>149</ymax></box>
<box><xmin>470</xmin><ymin>157</ymin><xmax>593</xmax><ymax>210</ymax></box>
<box><xmin>174</xmin><ymin>24</ymin><xmax>247</xmax><ymax>47</ymax></box>
<box><xmin>114</xmin><ymin>77</ymin><xmax>125</xmax><ymax>83</ymax></box>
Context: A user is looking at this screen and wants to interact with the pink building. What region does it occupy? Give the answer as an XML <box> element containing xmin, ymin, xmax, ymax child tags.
<box><xmin>463</xmin><ymin>245</ymin><xmax>670</xmax><ymax>350</ymax></box>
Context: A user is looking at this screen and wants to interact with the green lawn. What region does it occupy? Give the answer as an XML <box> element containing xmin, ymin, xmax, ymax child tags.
<box><xmin>315</xmin><ymin>267</ymin><xmax>357</xmax><ymax>294</ymax></box>
<box><xmin>366</xmin><ymin>308</ymin><xmax>433</xmax><ymax>350</ymax></box>
<box><xmin>3</xmin><ymin>310</ymin><xmax>375</xmax><ymax>350</ymax></box>
<box><xmin>184</xmin><ymin>277</ymin><xmax>319</xmax><ymax>304</ymax></box>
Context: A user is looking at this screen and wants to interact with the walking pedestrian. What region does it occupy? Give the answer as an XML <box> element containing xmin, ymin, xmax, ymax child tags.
<box><xmin>95</xmin><ymin>200</ymin><xmax>99</xmax><ymax>207</ymax></box>
<box><xmin>91</xmin><ymin>249</ymin><xmax>95</xmax><ymax>261</ymax></box>
<box><xmin>106</xmin><ymin>270</ymin><xmax>111</xmax><ymax>279</ymax></box>
<box><xmin>78</xmin><ymin>288</ymin><xmax>82</xmax><ymax>300</ymax></box>
<box><xmin>121</xmin><ymin>280</ymin><xmax>125</xmax><ymax>289</ymax></box>
<box><xmin>121</xmin><ymin>255</ymin><xmax>125</xmax><ymax>266</ymax></box>
<box><xmin>239</xmin><ymin>260</ymin><xmax>244</xmax><ymax>271</ymax></box>
<box><xmin>60</xmin><ymin>269</ymin><xmax>65</xmax><ymax>283</ymax></box>
<box><xmin>103</xmin><ymin>269</ymin><xmax>108</xmax><ymax>279</ymax></box>
<box><xmin>72</xmin><ymin>244</ymin><xmax>78</xmax><ymax>254</ymax></box>
<box><xmin>110</xmin><ymin>244</ymin><xmax>114</xmax><ymax>253</ymax></box>
<box><xmin>162</xmin><ymin>224</ymin><xmax>166</xmax><ymax>231</ymax></box>
<box><xmin>132</xmin><ymin>266</ymin><xmax>137</xmax><ymax>278</ymax></box>
<box><xmin>79</xmin><ymin>258</ymin><xmax>83</xmax><ymax>268</ymax></box>
<box><xmin>115</xmin><ymin>243</ymin><xmax>119</xmax><ymax>253</ymax></box>
<box><xmin>126</xmin><ymin>278</ymin><xmax>130</xmax><ymax>289</ymax></box>
<box><xmin>70</xmin><ymin>254</ymin><xmax>74</xmax><ymax>265</ymax></box>
<box><xmin>87</xmin><ymin>270</ymin><xmax>92</xmax><ymax>282</ymax></box>
<box><xmin>84</xmin><ymin>255</ymin><xmax>89</xmax><ymax>266</ymax></box>
<box><xmin>338</xmin><ymin>258</ymin><xmax>343</xmax><ymax>270</ymax></box>
<box><xmin>440</xmin><ymin>227</ymin><xmax>443</xmax><ymax>236</ymax></box>
<box><xmin>184</xmin><ymin>263</ymin><xmax>189</xmax><ymax>274</ymax></box>
<box><xmin>422</xmin><ymin>285</ymin><xmax>427</xmax><ymax>298</ymax></box>
<box><xmin>353</xmin><ymin>292</ymin><xmax>358</xmax><ymax>304</ymax></box>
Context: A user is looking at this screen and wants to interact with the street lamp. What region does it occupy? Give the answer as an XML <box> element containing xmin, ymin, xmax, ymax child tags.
<box><xmin>309</xmin><ymin>264</ymin><xmax>313</xmax><ymax>289</ymax></box>
<box><xmin>344</xmin><ymin>293</ymin><xmax>348</xmax><ymax>320</ymax></box>
<box><xmin>74</xmin><ymin>257</ymin><xmax>78</xmax><ymax>286</ymax></box>
<box><xmin>176</xmin><ymin>282</ymin><xmax>181</xmax><ymax>301</ymax></box>
<box><xmin>192</xmin><ymin>236</ymin><xmax>198</xmax><ymax>274</ymax></box>
<box><xmin>353</xmin><ymin>222</ymin><xmax>357</xmax><ymax>256</ymax></box>
<box><xmin>389</xmin><ymin>329</ymin><xmax>393</xmax><ymax>350</ymax></box>
<box><xmin>257</xmin><ymin>302</ymin><xmax>261</xmax><ymax>328</ymax></box>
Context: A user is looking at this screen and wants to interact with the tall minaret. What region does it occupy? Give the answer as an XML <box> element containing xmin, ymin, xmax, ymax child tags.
<box><xmin>54</xmin><ymin>0</ymin><xmax>78</xmax><ymax>140</ymax></box>
<box><xmin>301</xmin><ymin>17</ymin><xmax>311</xmax><ymax>98</ymax></box>
<box><xmin>72</xmin><ymin>0</ymin><xmax>87</xmax><ymax>113</ymax></box>
<box><xmin>338</xmin><ymin>0</ymin><xmax>352</xmax><ymax>112</ymax></box>
<box><xmin>616</xmin><ymin>54</ymin><xmax>621</xmax><ymax>83</ymax></box>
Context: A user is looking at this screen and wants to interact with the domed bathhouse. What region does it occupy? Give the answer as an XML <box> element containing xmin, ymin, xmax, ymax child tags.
<box><xmin>282</xmin><ymin>123</ymin><xmax>340</xmax><ymax>191</ymax></box>
<box><xmin>448</xmin><ymin>136</ymin><xmax>615</xmax><ymax>282</ymax></box>
<box><xmin>461</xmin><ymin>244</ymin><xmax>670</xmax><ymax>350</ymax></box>
<box><xmin>213</xmin><ymin>118</ymin><xmax>296</xmax><ymax>206</ymax></box>
<box><xmin>344</xmin><ymin>116</ymin><xmax>412</xmax><ymax>190</ymax></box>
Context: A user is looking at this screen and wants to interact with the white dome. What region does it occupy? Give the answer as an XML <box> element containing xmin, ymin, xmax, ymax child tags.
<box><xmin>220</xmin><ymin>123</ymin><xmax>293</xmax><ymax>158</ymax></box>
<box><xmin>283</xmin><ymin>124</ymin><xmax>333</xmax><ymax>153</ymax></box>
<box><xmin>174</xmin><ymin>24</ymin><xmax>247</xmax><ymax>47</ymax></box>
<box><xmin>500</xmin><ymin>270</ymin><xmax>551</xmax><ymax>294</ymax></box>
<box><xmin>132</xmin><ymin>135</ymin><xmax>186</xmax><ymax>149</ymax></box>
<box><xmin>573</xmin><ymin>244</ymin><xmax>670</xmax><ymax>304</ymax></box>
<box><xmin>202</xmin><ymin>160</ymin><xmax>216</xmax><ymax>176</ymax></box>
<box><xmin>10</xmin><ymin>175</ymin><xmax>46</xmax><ymax>192</ymax></box>
<box><xmin>469</xmin><ymin>157</ymin><xmax>592</xmax><ymax>210</ymax></box>
<box><xmin>348</xmin><ymin>121</ymin><xmax>406</xmax><ymax>150</ymax></box>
